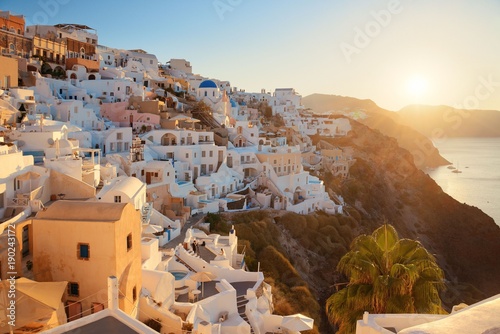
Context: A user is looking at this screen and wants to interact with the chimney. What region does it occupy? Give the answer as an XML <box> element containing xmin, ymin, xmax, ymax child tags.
<box><xmin>108</xmin><ymin>276</ymin><xmax>118</xmax><ymax>310</ymax></box>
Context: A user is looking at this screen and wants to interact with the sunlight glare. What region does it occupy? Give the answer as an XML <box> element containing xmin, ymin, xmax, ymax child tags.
<box><xmin>407</xmin><ymin>75</ymin><xmax>429</xmax><ymax>98</ymax></box>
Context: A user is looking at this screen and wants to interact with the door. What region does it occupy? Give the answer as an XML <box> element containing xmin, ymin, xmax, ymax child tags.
<box><xmin>22</xmin><ymin>226</ymin><xmax>29</xmax><ymax>257</ymax></box>
<box><xmin>193</xmin><ymin>167</ymin><xmax>198</xmax><ymax>181</ymax></box>
<box><xmin>146</xmin><ymin>172</ymin><xmax>152</xmax><ymax>185</ymax></box>
<box><xmin>66</xmin><ymin>301</ymin><xmax>82</xmax><ymax>322</ymax></box>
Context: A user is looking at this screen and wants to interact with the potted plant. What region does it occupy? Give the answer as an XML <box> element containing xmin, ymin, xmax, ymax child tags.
<box><xmin>182</xmin><ymin>322</ymin><xmax>193</xmax><ymax>333</ymax></box>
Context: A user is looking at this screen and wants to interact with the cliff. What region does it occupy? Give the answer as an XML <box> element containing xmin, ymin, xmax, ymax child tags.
<box><xmin>302</xmin><ymin>94</ymin><xmax>450</xmax><ymax>168</ymax></box>
<box><xmin>398</xmin><ymin>104</ymin><xmax>500</xmax><ymax>137</ymax></box>
<box><xmin>220</xmin><ymin>120</ymin><xmax>500</xmax><ymax>333</ymax></box>
<box><xmin>313</xmin><ymin>119</ymin><xmax>500</xmax><ymax>301</ymax></box>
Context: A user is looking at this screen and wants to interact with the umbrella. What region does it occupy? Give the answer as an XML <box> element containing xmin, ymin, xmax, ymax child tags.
<box><xmin>281</xmin><ymin>313</ymin><xmax>314</xmax><ymax>332</ymax></box>
<box><xmin>16</xmin><ymin>170</ymin><xmax>41</xmax><ymax>192</ymax></box>
<box><xmin>142</xmin><ymin>224</ymin><xmax>164</xmax><ymax>234</ymax></box>
<box><xmin>189</xmin><ymin>271</ymin><xmax>216</xmax><ymax>297</ymax></box>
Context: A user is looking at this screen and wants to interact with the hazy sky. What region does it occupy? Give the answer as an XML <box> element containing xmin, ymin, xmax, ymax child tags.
<box><xmin>5</xmin><ymin>0</ymin><xmax>500</xmax><ymax>111</ymax></box>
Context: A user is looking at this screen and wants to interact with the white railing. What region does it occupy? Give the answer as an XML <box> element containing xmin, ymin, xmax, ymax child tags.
<box><xmin>10</xmin><ymin>197</ymin><xmax>29</xmax><ymax>206</ymax></box>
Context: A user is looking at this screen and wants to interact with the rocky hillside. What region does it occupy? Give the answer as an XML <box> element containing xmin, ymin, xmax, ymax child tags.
<box><xmin>302</xmin><ymin>94</ymin><xmax>450</xmax><ymax>168</ymax></box>
<box><xmin>312</xmin><ymin>119</ymin><xmax>500</xmax><ymax>302</ymax></box>
<box><xmin>217</xmin><ymin>119</ymin><xmax>500</xmax><ymax>333</ymax></box>
<box><xmin>398</xmin><ymin>104</ymin><xmax>500</xmax><ymax>137</ymax></box>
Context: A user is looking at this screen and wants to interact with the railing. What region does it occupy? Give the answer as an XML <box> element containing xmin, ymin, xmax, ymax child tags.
<box><xmin>10</xmin><ymin>197</ymin><xmax>29</xmax><ymax>206</ymax></box>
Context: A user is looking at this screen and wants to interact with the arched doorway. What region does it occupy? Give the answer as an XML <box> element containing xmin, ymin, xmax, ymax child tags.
<box><xmin>161</xmin><ymin>133</ymin><xmax>177</xmax><ymax>146</ymax></box>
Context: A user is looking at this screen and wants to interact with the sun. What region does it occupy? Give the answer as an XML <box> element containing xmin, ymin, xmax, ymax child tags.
<box><xmin>406</xmin><ymin>75</ymin><xmax>429</xmax><ymax>98</ymax></box>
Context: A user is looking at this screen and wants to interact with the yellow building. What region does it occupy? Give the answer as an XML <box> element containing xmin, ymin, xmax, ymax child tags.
<box><xmin>0</xmin><ymin>55</ymin><xmax>18</xmax><ymax>88</ymax></box>
<box><xmin>32</xmin><ymin>201</ymin><xmax>142</xmax><ymax>319</ymax></box>
<box><xmin>256</xmin><ymin>147</ymin><xmax>302</xmax><ymax>177</ymax></box>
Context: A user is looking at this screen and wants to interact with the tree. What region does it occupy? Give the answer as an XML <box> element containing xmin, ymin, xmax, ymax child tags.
<box><xmin>326</xmin><ymin>224</ymin><xmax>446</xmax><ymax>334</ymax></box>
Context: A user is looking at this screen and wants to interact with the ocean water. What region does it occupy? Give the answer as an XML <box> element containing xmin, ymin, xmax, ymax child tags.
<box><xmin>426</xmin><ymin>137</ymin><xmax>500</xmax><ymax>226</ymax></box>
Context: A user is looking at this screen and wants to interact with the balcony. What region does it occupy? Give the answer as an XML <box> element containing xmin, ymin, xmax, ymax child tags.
<box><xmin>66</xmin><ymin>57</ymin><xmax>99</xmax><ymax>71</ymax></box>
<box><xmin>9</xmin><ymin>186</ymin><xmax>44</xmax><ymax>207</ymax></box>
<box><xmin>241</xmin><ymin>159</ymin><xmax>256</xmax><ymax>165</ymax></box>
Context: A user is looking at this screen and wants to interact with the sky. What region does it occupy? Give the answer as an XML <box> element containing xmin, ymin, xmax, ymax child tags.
<box><xmin>4</xmin><ymin>0</ymin><xmax>500</xmax><ymax>111</ymax></box>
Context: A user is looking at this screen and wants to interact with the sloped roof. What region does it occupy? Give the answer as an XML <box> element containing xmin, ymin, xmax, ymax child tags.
<box><xmin>399</xmin><ymin>294</ymin><xmax>500</xmax><ymax>334</ymax></box>
<box><xmin>54</xmin><ymin>23</ymin><xmax>94</xmax><ymax>30</ymax></box>
<box><xmin>36</xmin><ymin>201</ymin><xmax>129</xmax><ymax>222</ymax></box>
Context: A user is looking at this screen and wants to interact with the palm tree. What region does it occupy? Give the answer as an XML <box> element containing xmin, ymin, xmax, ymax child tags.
<box><xmin>326</xmin><ymin>224</ymin><xmax>446</xmax><ymax>334</ymax></box>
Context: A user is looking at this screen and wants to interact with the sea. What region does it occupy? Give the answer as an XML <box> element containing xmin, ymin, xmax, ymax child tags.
<box><xmin>426</xmin><ymin>137</ymin><xmax>500</xmax><ymax>226</ymax></box>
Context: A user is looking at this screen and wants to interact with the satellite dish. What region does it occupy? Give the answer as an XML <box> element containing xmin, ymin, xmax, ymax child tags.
<box><xmin>48</xmin><ymin>138</ymin><xmax>54</xmax><ymax>145</ymax></box>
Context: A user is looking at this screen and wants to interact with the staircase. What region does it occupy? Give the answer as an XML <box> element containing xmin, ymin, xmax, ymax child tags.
<box><xmin>174</xmin><ymin>254</ymin><xmax>197</xmax><ymax>273</ymax></box>
<box><xmin>192</xmin><ymin>109</ymin><xmax>221</xmax><ymax>129</ymax></box>
<box><xmin>237</xmin><ymin>295</ymin><xmax>255</xmax><ymax>333</ymax></box>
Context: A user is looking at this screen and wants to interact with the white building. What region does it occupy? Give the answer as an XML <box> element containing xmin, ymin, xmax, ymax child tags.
<box><xmin>97</xmin><ymin>175</ymin><xmax>146</xmax><ymax>210</ymax></box>
<box><xmin>169</xmin><ymin>58</ymin><xmax>193</xmax><ymax>74</ymax></box>
<box><xmin>272</xmin><ymin>88</ymin><xmax>302</xmax><ymax>115</ymax></box>
<box><xmin>144</xmin><ymin>129</ymin><xmax>226</xmax><ymax>183</ymax></box>
<box><xmin>25</xmin><ymin>24</ymin><xmax>98</xmax><ymax>47</ymax></box>
<box><xmin>356</xmin><ymin>294</ymin><xmax>500</xmax><ymax>334</ymax></box>
<box><xmin>79</xmin><ymin>78</ymin><xmax>143</xmax><ymax>103</ymax></box>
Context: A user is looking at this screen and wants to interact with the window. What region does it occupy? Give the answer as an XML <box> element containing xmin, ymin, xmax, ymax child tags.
<box><xmin>114</xmin><ymin>195</ymin><xmax>121</xmax><ymax>203</ymax></box>
<box><xmin>209</xmin><ymin>165</ymin><xmax>213</xmax><ymax>172</ymax></box>
<box><xmin>154</xmin><ymin>172</ymin><xmax>158</xmax><ymax>177</ymax></box>
<box><xmin>124</xmin><ymin>143</ymin><xmax>129</xmax><ymax>151</ymax></box>
<box><xmin>127</xmin><ymin>233</ymin><xmax>132</xmax><ymax>251</ymax></box>
<box><xmin>9</xmin><ymin>43</ymin><xmax>15</xmax><ymax>54</ymax></box>
<box><xmin>202</xmin><ymin>151</ymin><xmax>206</xmax><ymax>158</ymax></box>
<box><xmin>68</xmin><ymin>282</ymin><xmax>80</xmax><ymax>297</ymax></box>
<box><xmin>186</xmin><ymin>153</ymin><xmax>189</xmax><ymax>158</ymax></box>
<box><xmin>132</xmin><ymin>286</ymin><xmax>137</xmax><ymax>301</ymax></box>
<box><xmin>77</xmin><ymin>243</ymin><xmax>90</xmax><ymax>260</ymax></box>
<box><xmin>117</xmin><ymin>132</ymin><xmax>123</xmax><ymax>140</ymax></box>
<box><xmin>209</xmin><ymin>151</ymin><xmax>213</xmax><ymax>158</ymax></box>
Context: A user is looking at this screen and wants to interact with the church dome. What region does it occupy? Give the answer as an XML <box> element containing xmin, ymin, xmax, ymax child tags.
<box><xmin>199</xmin><ymin>80</ymin><xmax>217</xmax><ymax>89</ymax></box>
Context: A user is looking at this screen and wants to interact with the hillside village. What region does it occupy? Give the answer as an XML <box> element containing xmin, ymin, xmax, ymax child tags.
<box><xmin>2</xmin><ymin>9</ymin><xmax>499</xmax><ymax>334</ymax></box>
<box><xmin>0</xmin><ymin>10</ymin><xmax>356</xmax><ymax>334</ymax></box>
